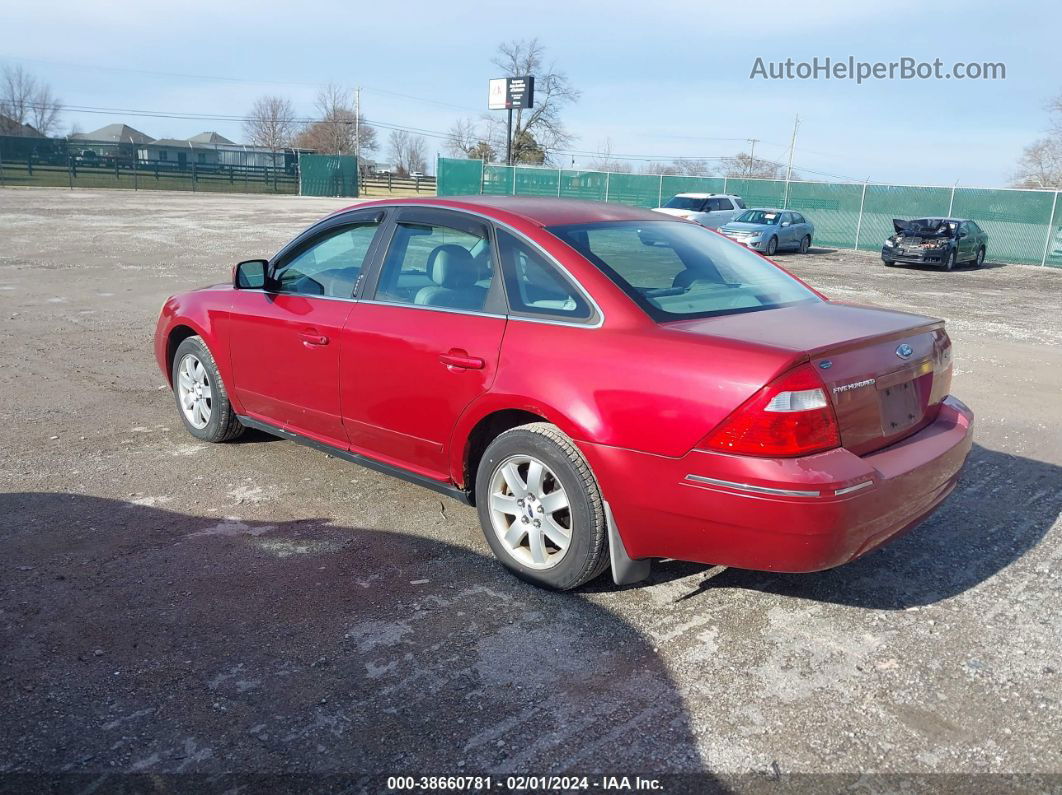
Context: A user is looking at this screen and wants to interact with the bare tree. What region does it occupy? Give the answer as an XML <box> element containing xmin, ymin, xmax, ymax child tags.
<box><xmin>671</xmin><ymin>158</ymin><xmax>716</xmax><ymax>177</ymax></box>
<box><xmin>586</xmin><ymin>138</ymin><xmax>631</xmax><ymax>173</ymax></box>
<box><xmin>445</xmin><ymin>118</ymin><xmax>478</xmax><ymax>157</ymax></box>
<box><xmin>491</xmin><ymin>38</ymin><xmax>579</xmax><ymax>164</ymax></box>
<box><xmin>388</xmin><ymin>129</ymin><xmax>428</xmax><ymax>176</ymax></box>
<box><xmin>244</xmin><ymin>95</ymin><xmax>297</xmax><ymax>152</ymax></box>
<box><xmin>1</xmin><ymin>65</ymin><xmax>61</xmax><ymax>136</ymax></box>
<box><xmin>1013</xmin><ymin>137</ymin><xmax>1062</xmax><ymax>188</ymax></box>
<box><xmin>720</xmin><ymin>151</ymin><xmax>786</xmax><ymax>179</ymax></box>
<box><xmin>640</xmin><ymin>161</ymin><xmax>679</xmax><ymax>176</ymax></box>
<box><xmin>1012</xmin><ymin>91</ymin><xmax>1062</xmax><ymax>188</ymax></box>
<box><xmin>293</xmin><ymin>84</ymin><xmax>376</xmax><ymax>156</ymax></box>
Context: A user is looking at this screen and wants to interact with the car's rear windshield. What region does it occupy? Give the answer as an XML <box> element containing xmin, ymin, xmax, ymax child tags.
<box><xmin>663</xmin><ymin>196</ymin><xmax>706</xmax><ymax>211</ymax></box>
<box><xmin>547</xmin><ymin>220</ymin><xmax>820</xmax><ymax>321</ymax></box>
<box><xmin>734</xmin><ymin>210</ymin><xmax>781</xmax><ymax>225</ymax></box>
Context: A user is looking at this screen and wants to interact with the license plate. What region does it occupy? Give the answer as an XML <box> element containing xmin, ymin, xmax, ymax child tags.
<box><xmin>879</xmin><ymin>379</ymin><xmax>921</xmax><ymax>434</ymax></box>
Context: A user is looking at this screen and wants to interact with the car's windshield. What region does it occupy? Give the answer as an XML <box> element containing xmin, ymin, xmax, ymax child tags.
<box><xmin>663</xmin><ymin>196</ymin><xmax>706</xmax><ymax>211</ymax></box>
<box><xmin>548</xmin><ymin>220</ymin><xmax>820</xmax><ymax>321</ymax></box>
<box><xmin>733</xmin><ymin>210</ymin><xmax>781</xmax><ymax>225</ymax></box>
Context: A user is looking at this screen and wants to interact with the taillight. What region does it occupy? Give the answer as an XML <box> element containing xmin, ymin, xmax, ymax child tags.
<box><xmin>699</xmin><ymin>363</ymin><xmax>841</xmax><ymax>457</ymax></box>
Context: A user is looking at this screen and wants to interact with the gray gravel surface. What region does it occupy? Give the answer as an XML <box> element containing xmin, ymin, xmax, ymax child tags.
<box><xmin>1</xmin><ymin>189</ymin><xmax>1060</xmax><ymax>782</ymax></box>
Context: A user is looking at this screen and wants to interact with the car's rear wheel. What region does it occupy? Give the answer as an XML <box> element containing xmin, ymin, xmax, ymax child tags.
<box><xmin>475</xmin><ymin>423</ymin><xmax>609</xmax><ymax>590</ymax></box>
<box><xmin>975</xmin><ymin>247</ymin><xmax>986</xmax><ymax>267</ymax></box>
<box><xmin>799</xmin><ymin>235</ymin><xmax>811</xmax><ymax>254</ymax></box>
<box><xmin>943</xmin><ymin>250</ymin><xmax>956</xmax><ymax>271</ymax></box>
<box><xmin>765</xmin><ymin>236</ymin><xmax>778</xmax><ymax>256</ymax></box>
<box><xmin>172</xmin><ymin>336</ymin><xmax>244</xmax><ymax>443</ymax></box>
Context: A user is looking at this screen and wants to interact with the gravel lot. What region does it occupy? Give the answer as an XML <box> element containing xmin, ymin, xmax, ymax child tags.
<box><xmin>1</xmin><ymin>189</ymin><xmax>1060</xmax><ymax>785</ymax></box>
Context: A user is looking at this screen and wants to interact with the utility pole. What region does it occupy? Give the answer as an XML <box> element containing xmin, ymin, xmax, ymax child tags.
<box><xmin>746</xmin><ymin>138</ymin><xmax>760</xmax><ymax>178</ymax></box>
<box><xmin>354</xmin><ymin>86</ymin><xmax>361</xmax><ymax>164</ymax></box>
<box><xmin>783</xmin><ymin>115</ymin><xmax>799</xmax><ymax>208</ymax></box>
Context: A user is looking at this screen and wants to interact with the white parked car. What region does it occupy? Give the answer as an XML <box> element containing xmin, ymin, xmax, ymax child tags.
<box><xmin>652</xmin><ymin>193</ymin><xmax>746</xmax><ymax>229</ymax></box>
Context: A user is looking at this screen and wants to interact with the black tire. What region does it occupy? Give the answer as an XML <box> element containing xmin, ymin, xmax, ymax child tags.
<box><xmin>943</xmin><ymin>249</ymin><xmax>956</xmax><ymax>272</ymax></box>
<box><xmin>475</xmin><ymin>422</ymin><xmax>609</xmax><ymax>590</ymax></box>
<box><xmin>883</xmin><ymin>258</ymin><xmax>896</xmax><ymax>267</ymax></box>
<box><xmin>765</xmin><ymin>236</ymin><xmax>778</xmax><ymax>256</ymax></box>
<box><xmin>799</xmin><ymin>235</ymin><xmax>811</xmax><ymax>254</ymax></box>
<box><xmin>171</xmin><ymin>335</ymin><xmax>245</xmax><ymax>443</ymax></box>
<box><xmin>975</xmin><ymin>247</ymin><xmax>986</xmax><ymax>267</ymax></box>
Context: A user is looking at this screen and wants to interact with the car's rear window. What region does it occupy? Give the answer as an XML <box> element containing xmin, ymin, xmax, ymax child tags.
<box><xmin>663</xmin><ymin>196</ymin><xmax>706</xmax><ymax>211</ymax></box>
<box><xmin>547</xmin><ymin>220</ymin><xmax>820</xmax><ymax>321</ymax></box>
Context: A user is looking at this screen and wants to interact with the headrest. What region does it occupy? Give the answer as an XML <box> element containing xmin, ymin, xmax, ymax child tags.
<box><xmin>427</xmin><ymin>245</ymin><xmax>477</xmax><ymax>289</ymax></box>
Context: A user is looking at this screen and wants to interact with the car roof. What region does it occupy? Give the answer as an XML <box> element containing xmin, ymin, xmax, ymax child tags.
<box><xmin>673</xmin><ymin>192</ymin><xmax>738</xmax><ymax>199</ymax></box>
<box><xmin>336</xmin><ymin>196</ymin><xmax>675</xmax><ymax>227</ymax></box>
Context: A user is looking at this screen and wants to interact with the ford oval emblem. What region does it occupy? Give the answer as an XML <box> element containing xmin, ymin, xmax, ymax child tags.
<box><xmin>896</xmin><ymin>343</ymin><xmax>913</xmax><ymax>359</ymax></box>
<box><xmin>819</xmin><ymin>360</ymin><xmax>832</xmax><ymax>369</ymax></box>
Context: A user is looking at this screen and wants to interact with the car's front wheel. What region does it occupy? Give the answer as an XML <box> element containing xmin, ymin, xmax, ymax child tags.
<box><xmin>799</xmin><ymin>235</ymin><xmax>811</xmax><ymax>254</ymax></box>
<box><xmin>943</xmin><ymin>250</ymin><xmax>957</xmax><ymax>271</ymax></box>
<box><xmin>765</xmin><ymin>236</ymin><xmax>778</xmax><ymax>256</ymax></box>
<box><xmin>475</xmin><ymin>423</ymin><xmax>610</xmax><ymax>590</ymax></box>
<box><xmin>171</xmin><ymin>335</ymin><xmax>244</xmax><ymax>443</ymax></box>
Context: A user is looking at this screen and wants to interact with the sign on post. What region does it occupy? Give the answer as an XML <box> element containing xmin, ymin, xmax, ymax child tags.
<box><xmin>488</xmin><ymin>76</ymin><xmax>535</xmax><ymax>167</ymax></box>
<box><xmin>487</xmin><ymin>76</ymin><xmax>535</xmax><ymax>110</ymax></box>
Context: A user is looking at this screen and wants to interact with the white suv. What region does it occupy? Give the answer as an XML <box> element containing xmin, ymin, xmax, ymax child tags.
<box><xmin>653</xmin><ymin>193</ymin><xmax>746</xmax><ymax>229</ymax></box>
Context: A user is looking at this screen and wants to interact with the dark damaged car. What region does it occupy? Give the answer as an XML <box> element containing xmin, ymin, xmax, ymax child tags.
<box><xmin>882</xmin><ymin>218</ymin><xmax>988</xmax><ymax>271</ymax></box>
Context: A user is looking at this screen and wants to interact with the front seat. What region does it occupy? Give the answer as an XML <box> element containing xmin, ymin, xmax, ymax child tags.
<box><xmin>415</xmin><ymin>245</ymin><xmax>487</xmax><ymax>310</ymax></box>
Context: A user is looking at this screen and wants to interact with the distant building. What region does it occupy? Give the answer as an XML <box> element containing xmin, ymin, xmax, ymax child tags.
<box><xmin>0</xmin><ymin>113</ymin><xmax>44</xmax><ymax>137</ymax></box>
<box><xmin>67</xmin><ymin>123</ymin><xmax>298</xmax><ymax>169</ymax></box>
<box><xmin>142</xmin><ymin>131</ymin><xmax>287</xmax><ymax>169</ymax></box>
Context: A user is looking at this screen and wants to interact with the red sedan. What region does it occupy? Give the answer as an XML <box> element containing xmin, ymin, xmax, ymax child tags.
<box><xmin>154</xmin><ymin>197</ymin><xmax>974</xmax><ymax>589</ymax></box>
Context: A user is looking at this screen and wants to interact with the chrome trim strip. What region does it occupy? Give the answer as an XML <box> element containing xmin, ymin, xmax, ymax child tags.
<box><xmin>834</xmin><ymin>480</ymin><xmax>873</xmax><ymax>496</ymax></box>
<box><xmin>684</xmin><ymin>474</ymin><xmax>821</xmax><ymax>498</ymax></box>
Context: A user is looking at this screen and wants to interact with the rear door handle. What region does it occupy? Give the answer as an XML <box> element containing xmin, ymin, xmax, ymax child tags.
<box><xmin>300</xmin><ymin>330</ymin><xmax>329</xmax><ymax>346</ymax></box>
<box><xmin>439</xmin><ymin>350</ymin><xmax>485</xmax><ymax>370</ymax></box>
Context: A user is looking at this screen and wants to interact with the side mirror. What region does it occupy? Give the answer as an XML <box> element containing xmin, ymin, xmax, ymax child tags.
<box><xmin>234</xmin><ymin>259</ymin><xmax>269</xmax><ymax>289</ymax></box>
<box><xmin>781</xmin><ymin>221</ymin><xmax>791</xmax><ymax>227</ymax></box>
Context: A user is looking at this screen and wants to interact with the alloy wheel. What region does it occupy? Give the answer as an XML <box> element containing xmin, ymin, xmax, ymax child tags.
<box><xmin>488</xmin><ymin>454</ymin><xmax>572</xmax><ymax>570</ymax></box>
<box><xmin>177</xmin><ymin>353</ymin><xmax>212</xmax><ymax>429</ymax></box>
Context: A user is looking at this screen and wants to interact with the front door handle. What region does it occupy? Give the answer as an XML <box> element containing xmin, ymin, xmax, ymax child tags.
<box><xmin>300</xmin><ymin>330</ymin><xmax>329</xmax><ymax>346</ymax></box>
<box><xmin>439</xmin><ymin>350</ymin><xmax>485</xmax><ymax>370</ymax></box>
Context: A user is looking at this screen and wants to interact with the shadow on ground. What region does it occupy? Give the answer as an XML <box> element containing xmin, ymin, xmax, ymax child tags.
<box><xmin>0</xmin><ymin>493</ymin><xmax>707</xmax><ymax>779</ymax></box>
<box><xmin>649</xmin><ymin>443</ymin><xmax>1060</xmax><ymax>609</ymax></box>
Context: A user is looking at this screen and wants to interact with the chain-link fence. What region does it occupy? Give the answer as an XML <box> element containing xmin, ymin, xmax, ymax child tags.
<box><xmin>437</xmin><ymin>158</ymin><xmax>1062</xmax><ymax>267</ymax></box>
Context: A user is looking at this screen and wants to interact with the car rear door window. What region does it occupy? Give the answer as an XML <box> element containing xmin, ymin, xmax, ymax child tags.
<box><xmin>273</xmin><ymin>222</ymin><xmax>380</xmax><ymax>298</ymax></box>
<box><xmin>496</xmin><ymin>228</ymin><xmax>593</xmax><ymax>321</ymax></box>
<box><xmin>374</xmin><ymin>220</ymin><xmax>494</xmax><ymax>312</ymax></box>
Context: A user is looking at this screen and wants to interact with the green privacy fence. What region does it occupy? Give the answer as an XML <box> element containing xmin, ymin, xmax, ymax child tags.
<box><xmin>437</xmin><ymin>157</ymin><xmax>1062</xmax><ymax>267</ymax></box>
<box><xmin>298</xmin><ymin>154</ymin><xmax>358</xmax><ymax>197</ymax></box>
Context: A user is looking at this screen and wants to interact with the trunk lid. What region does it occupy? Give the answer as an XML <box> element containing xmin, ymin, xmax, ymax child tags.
<box><xmin>668</xmin><ymin>301</ymin><xmax>954</xmax><ymax>456</ymax></box>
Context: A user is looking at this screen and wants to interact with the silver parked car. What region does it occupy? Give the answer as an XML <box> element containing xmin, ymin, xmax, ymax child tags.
<box><xmin>652</xmin><ymin>193</ymin><xmax>745</xmax><ymax>229</ymax></box>
<box><xmin>719</xmin><ymin>209</ymin><xmax>814</xmax><ymax>256</ymax></box>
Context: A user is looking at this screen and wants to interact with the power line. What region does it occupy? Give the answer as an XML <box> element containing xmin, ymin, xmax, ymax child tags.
<box><xmin>0</xmin><ymin>54</ymin><xmax>482</xmax><ymax>114</ymax></box>
<box><xmin>22</xmin><ymin>99</ymin><xmax>864</xmax><ymax>181</ymax></box>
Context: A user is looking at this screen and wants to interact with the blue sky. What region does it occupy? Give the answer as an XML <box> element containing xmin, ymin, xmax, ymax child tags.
<box><xmin>2</xmin><ymin>0</ymin><xmax>1059</xmax><ymax>185</ymax></box>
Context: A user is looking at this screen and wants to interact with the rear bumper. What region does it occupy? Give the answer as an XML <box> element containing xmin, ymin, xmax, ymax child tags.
<box><xmin>580</xmin><ymin>396</ymin><xmax>974</xmax><ymax>573</ymax></box>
